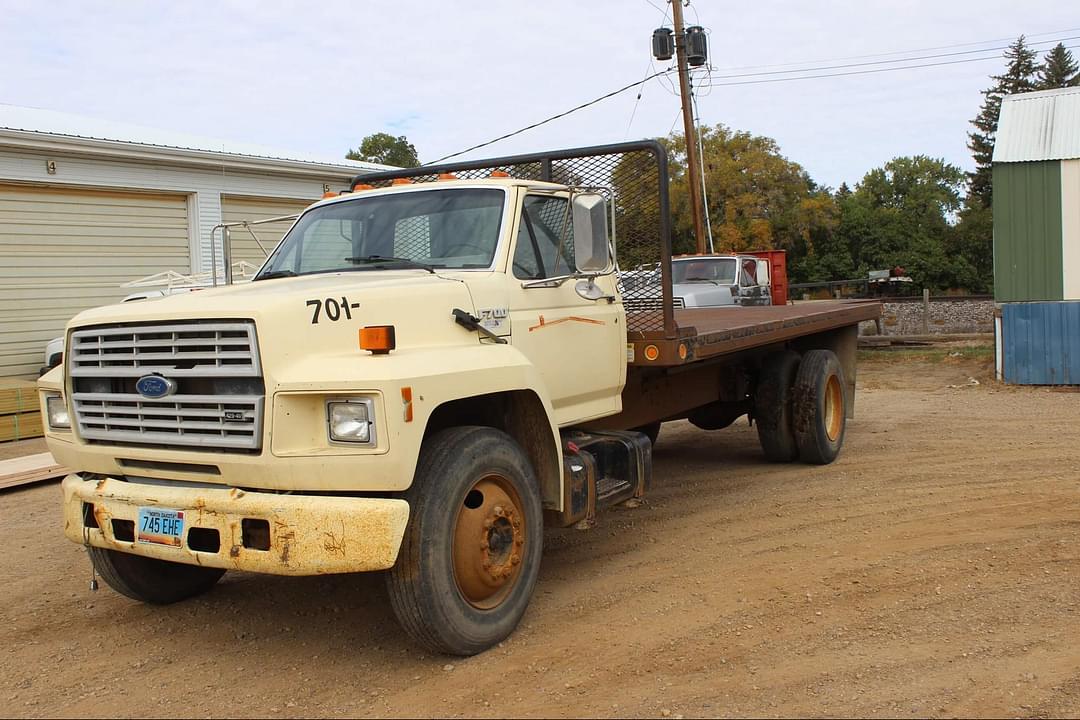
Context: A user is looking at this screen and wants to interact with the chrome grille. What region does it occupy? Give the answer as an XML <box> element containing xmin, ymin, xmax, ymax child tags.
<box><xmin>69</xmin><ymin>322</ymin><xmax>259</xmax><ymax>377</ymax></box>
<box><xmin>69</xmin><ymin>321</ymin><xmax>263</xmax><ymax>451</ymax></box>
<box><xmin>623</xmin><ymin>295</ymin><xmax>683</xmax><ymax>314</ymax></box>
<box><xmin>72</xmin><ymin>393</ymin><xmax>263</xmax><ymax>450</ymax></box>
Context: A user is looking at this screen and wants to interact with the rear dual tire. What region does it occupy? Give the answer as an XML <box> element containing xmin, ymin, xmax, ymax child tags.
<box><xmin>755</xmin><ymin>349</ymin><xmax>846</xmax><ymax>465</ymax></box>
<box><xmin>792</xmin><ymin>350</ymin><xmax>846</xmax><ymax>465</ymax></box>
<box><xmin>754</xmin><ymin>351</ymin><xmax>801</xmax><ymax>462</ymax></box>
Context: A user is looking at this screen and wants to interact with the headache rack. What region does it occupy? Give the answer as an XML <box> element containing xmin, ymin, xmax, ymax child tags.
<box><xmin>351</xmin><ymin>140</ymin><xmax>679</xmax><ymax>340</ymax></box>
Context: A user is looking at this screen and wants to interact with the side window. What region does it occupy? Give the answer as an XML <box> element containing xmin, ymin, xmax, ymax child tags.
<box><xmin>739</xmin><ymin>260</ymin><xmax>759</xmax><ymax>287</ymax></box>
<box><xmin>512</xmin><ymin>195</ymin><xmax>574</xmax><ymax>280</ymax></box>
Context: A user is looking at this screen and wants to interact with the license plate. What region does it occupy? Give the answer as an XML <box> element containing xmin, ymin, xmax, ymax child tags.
<box><xmin>136</xmin><ymin>507</ymin><xmax>185</xmax><ymax>547</ymax></box>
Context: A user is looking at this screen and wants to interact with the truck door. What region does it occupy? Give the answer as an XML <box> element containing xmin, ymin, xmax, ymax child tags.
<box><xmin>738</xmin><ymin>257</ymin><xmax>768</xmax><ymax>306</ymax></box>
<box><xmin>507</xmin><ymin>193</ymin><xmax>625</xmax><ymax>426</ymax></box>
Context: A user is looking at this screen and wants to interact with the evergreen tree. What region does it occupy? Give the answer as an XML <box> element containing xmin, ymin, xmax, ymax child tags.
<box><xmin>1036</xmin><ymin>43</ymin><xmax>1080</xmax><ymax>89</ymax></box>
<box><xmin>967</xmin><ymin>36</ymin><xmax>1038</xmax><ymax>208</ymax></box>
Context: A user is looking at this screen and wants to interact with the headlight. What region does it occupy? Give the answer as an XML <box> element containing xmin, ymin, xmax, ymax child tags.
<box><xmin>46</xmin><ymin>395</ymin><xmax>71</xmax><ymax>430</ymax></box>
<box><xmin>327</xmin><ymin>399</ymin><xmax>375</xmax><ymax>444</ymax></box>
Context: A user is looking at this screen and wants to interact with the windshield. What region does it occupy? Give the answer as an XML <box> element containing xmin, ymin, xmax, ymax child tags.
<box><xmin>672</xmin><ymin>258</ymin><xmax>737</xmax><ymax>284</ymax></box>
<box><xmin>257</xmin><ymin>188</ymin><xmax>505</xmax><ymax>278</ymax></box>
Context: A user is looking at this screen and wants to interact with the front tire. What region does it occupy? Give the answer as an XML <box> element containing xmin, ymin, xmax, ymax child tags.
<box><xmin>89</xmin><ymin>547</ymin><xmax>224</xmax><ymax>604</ymax></box>
<box><xmin>387</xmin><ymin>426</ymin><xmax>543</xmax><ymax>655</ymax></box>
<box><xmin>792</xmin><ymin>349</ymin><xmax>846</xmax><ymax>465</ymax></box>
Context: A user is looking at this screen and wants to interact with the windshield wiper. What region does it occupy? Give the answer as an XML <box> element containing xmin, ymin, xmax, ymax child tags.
<box><xmin>253</xmin><ymin>269</ymin><xmax>297</xmax><ymax>281</ymax></box>
<box><xmin>344</xmin><ymin>255</ymin><xmax>436</xmax><ymax>274</ymax></box>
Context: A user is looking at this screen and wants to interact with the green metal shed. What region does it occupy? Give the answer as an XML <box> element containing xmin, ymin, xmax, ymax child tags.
<box><xmin>993</xmin><ymin>86</ymin><xmax>1080</xmax><ymax>384</ymax></box>
<box><xmin>993</xmin><ymin>87</ymin><xmax>1080</xmax><ymax>303</ymax></box>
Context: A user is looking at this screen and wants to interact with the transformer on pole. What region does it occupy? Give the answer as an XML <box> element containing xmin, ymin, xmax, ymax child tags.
<box><xmin>657</xmin><ymin>2</ymin><xmax>709</xmax><ymax>254</ymax></box>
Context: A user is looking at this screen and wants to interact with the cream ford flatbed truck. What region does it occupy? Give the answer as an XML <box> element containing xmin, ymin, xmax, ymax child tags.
<box><xmin>39</xmin><ymin>141</ymin><xmax>880</xmax><ymax>655</ymax></box>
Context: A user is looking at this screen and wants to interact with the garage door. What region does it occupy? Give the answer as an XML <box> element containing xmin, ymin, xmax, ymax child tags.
<box><xmin>220</xmin><ymin>196</ymin><xmax>314</xmax><ymax>272</ymax></box>
<box><xmin>0</xmin><ymin>183</ymin><xmax>191</xmax><ymax>378</ymax></box>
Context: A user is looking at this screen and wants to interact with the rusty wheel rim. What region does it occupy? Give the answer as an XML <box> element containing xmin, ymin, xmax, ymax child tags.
<box><xmin>824</xmin><ymin>374</ymin><xmax>843</xmax><ymax>442</ymax></box>
<box><xmin>452</xmin><ymin>473</ymin><xmax>527</xmax><ymax>610</ymax></box>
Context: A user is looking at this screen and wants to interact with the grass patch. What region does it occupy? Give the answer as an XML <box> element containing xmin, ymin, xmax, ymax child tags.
<box><xmin>858</xmin><ymin>342</ymin><xmax>994</xmax><ymax>364</ymax></box>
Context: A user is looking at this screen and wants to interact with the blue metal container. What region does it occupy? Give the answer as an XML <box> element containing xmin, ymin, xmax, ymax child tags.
<box><xmin>1001</xmin><ymin>301</ymin><xmax>1080</xmax><ymax>384</ymax></box>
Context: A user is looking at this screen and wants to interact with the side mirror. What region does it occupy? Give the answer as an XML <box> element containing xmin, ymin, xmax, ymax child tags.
<box><xmin>571</xmin><ymin>193</ymin><xmax>610</xmax><ymax>273</ymax></box>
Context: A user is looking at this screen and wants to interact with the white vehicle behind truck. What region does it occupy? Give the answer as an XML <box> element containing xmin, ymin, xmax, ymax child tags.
<box><xmin>40</xmin><ymin>141</ymin><xmax>879</xmax><ymax>655</ymax></box>
<box><xmin>621</xmin><ymin>253</ymin><xmax>779</xmax><ymax>311</ymax></box>
<box><xmin>671</xmin><ymin>253</ymin><xmax>772</xmax><ymax>307</ymax></box>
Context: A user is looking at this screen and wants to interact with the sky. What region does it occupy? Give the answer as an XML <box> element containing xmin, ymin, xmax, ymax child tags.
<box><xmin>1</xmin><ymin>0</ymin><xmax>1077</xmax><ymax>189</ymax></box>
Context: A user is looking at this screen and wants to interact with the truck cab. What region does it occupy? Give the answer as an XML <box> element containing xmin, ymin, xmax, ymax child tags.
<box><xmin>41</xmin><ymin>174</ymin><xmax>630</xmax><ymax>653</ymax></box>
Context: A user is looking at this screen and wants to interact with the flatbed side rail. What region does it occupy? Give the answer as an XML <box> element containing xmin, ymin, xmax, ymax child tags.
<box><xmin>628</xmin><ymin>300</ymin><xmax>882</xmax><ymax>366</ymax></box>
<box><xmin>352</xmin><ymin>140</ymin><xmax>677</xmax><ymax>339</ymax></box>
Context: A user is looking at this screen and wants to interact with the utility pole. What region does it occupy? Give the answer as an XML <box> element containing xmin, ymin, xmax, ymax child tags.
<box><xmin>670</xmin><ymin>0</ymin><xmax>707</xmax><ymax>254</ymax></box>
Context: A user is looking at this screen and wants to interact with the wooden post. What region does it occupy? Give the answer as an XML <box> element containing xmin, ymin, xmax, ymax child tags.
<box><xmin>922</xmin><ymin>288</ymin><xmax>931</xmax><ymax>335</ymax></box>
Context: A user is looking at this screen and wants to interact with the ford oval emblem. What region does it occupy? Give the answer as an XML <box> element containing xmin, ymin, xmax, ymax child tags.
<box><xmin>135</xmin><ymin>374</ymin><xmax>177</xmax><ymax>399</ymax></box>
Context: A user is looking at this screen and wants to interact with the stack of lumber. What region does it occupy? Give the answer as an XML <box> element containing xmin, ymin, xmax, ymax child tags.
<box><xmin>0</xmin><ymin>379</ymin><xmax>44</xmax><ymax>443</ymax></box>
<box><xmin>0</xmin><ymin>452</ymin><xmax>67</xmax><ymax>490</ymax></box>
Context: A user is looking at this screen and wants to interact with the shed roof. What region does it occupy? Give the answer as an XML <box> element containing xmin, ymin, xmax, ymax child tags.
<box><xmin>994</xmin><ymin>86</ymin><xmax>1080</xmax><ymax>163</ymax></box>
<box><xmin>0</xmin><ymin>103</ymin><xmax>388</xmax><ymax>172</ymax></box>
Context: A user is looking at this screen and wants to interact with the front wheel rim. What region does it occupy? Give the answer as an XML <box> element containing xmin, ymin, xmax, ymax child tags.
<box><xmin>452</xmin><ymin>473</ymin><xmax>527</xmax><ymax>610</ymax></box>
<box><xmin>824</xmin><ymin>374</ymin><xmax>843</xmax><ymax>442</ymax></box>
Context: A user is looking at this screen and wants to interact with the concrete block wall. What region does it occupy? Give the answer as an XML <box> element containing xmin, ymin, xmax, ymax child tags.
<box><xmin>858</xmin><ymin>297</ymin><xmax>995</xmax><ymax>336</ymax></box>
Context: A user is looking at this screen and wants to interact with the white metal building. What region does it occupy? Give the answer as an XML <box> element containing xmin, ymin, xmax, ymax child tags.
<box><xmin>0</xmin><ymin>104</ymin><xmax>384</xmax><ymax>378</ymax></box>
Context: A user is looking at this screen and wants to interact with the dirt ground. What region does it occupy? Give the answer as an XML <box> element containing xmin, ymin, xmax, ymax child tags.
<box><xmin>3</xmin><ymin>344</ymin><xmax>1079</xmax><ymax>719</ymax></box>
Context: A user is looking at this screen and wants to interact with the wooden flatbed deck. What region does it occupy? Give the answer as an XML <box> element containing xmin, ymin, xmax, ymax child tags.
<box><xmin>628</xmin><ymin>299</ymin><xmax>881</xmax><ymax>366</ymax></box>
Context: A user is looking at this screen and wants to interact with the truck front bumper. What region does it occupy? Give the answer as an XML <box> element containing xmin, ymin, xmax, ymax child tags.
<box><xmin>62</xmin><ymin>475</ymin><xmax>410</xmax><ymax>576</ymax></box>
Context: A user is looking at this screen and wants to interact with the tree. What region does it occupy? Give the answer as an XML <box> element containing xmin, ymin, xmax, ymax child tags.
<box><xmin>948</xmin><ymin>203</ymin><xmax>994</xmax><ymax>293</ymax></box>
<box><xmin>346</xmin><ymin>133</ymin><xmax>420</xmax><ymax>168</ymax></box>
<box><xmin>664</xmin><ymin>124</ymin><xmax>838</xmax><ymax>259</ymax></box>
<box><xmin>838</xmin><ymin>156</ymin><xmax>967</xmax><ymax>290</ymax></box>
<box><xmin>1036</xmin><ymin>43</ymin><xmax>1080</xmax><ymax>89</ymax></box>
<box><xmin>967</xmin><ymin>36</ymin><xmax>1038</xmax><ymax>208</ymax></box>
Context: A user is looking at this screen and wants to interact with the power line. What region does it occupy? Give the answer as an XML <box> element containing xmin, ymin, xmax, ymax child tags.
<box><xmin>705</xmin><ymin>35</ymin><xmax>1080</xmax><ymax>80</ymax></box>
<box><xmin>699</xmin><ymin>44</ymin><xmax>1080</xmax><ymax>88</ymax></box>
<box><xmin>624</xmin><ymin>57</ymin><xmax>658</xmax><ymax>138</ymax></box>
<box><xmin>429</xmin><ymin>33</ymin><xmax>1076</xmax><ymax>163</ymax></box>
<box><xmin>690</xmin><ymin>86</ymin><xmax>714</xmax><ymax>252</ymax></box>
<box><xmin>429</xmin><ymin>69</ymin><xmax>675</xmax><ymax>164</ymax></box>
<box><xmin>642</xmin><ymin>0</ymin><xmax>669</xmax><ymax>22</ymax></box>
<box><xmin>713</xmin><ymin>26</ymin><xmax>1080</xmax><ymax>73</ymax></box>
<box><xmin>667</xmin><ymin>108</ymin><xmax>683</xmax><ymax>135</ymax></box>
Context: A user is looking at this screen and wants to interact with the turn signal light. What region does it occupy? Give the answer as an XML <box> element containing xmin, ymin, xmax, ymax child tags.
<box><xmin>359</xmin><ymin>325</ymin><xmax>396</xmax><ymax>355</ymax></box>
